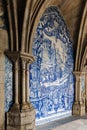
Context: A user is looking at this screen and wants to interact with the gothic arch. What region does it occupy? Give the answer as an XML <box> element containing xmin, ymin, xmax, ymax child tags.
<box><xmin>81</xmin><ymin>38</ymin><xmax>87</xmax><ymax>71</ymax></box>
<box><xmin>75</xmin><ymin>1</ymin><xmax>87</xmax><ymax>71</ymax></box>
<box><xmin>1</xmin><ymin>0</ymin><xmax>86</xmax><ymax>130</ymax></box>
<box><xmin>73</xmin><ymin>1</ymin><xmax>87</xmax><ymax>116</ymax></box>
<box><xmin>29</xmin><ymin>0</ymin><xmax>68</xmax><ymax>54</ymax></box>
<box><xmin>21</xmin><ymin>0</ymin><xmax>45</xmax><ymax>52</ymax></box>
<box><xmin>29</xmin><ymin>5</ymin><xmax>75</xmax><ymax>124</ymax></box>
<box><xmin>5</xmin><ymin>0</ymin><xmax>49</xmax><ymax>52</ymax></box>
<box><xmin>5</xmin><ymin>0</ymin><xmax>85</xmax><ymax>54</ymax></box>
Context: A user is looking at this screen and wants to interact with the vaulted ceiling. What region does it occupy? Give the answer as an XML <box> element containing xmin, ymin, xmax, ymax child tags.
<box><xmin>31</xmin><ymin>0</ymin><xmax>86</xmax><ymax>55</ymax></box>
<box><xmin>0</xmin><ymin>0</ymin><xmax>86</xmax><ymax>56</ymax></box>
<box><xmin>55</xmin><ymin>0</ymin><xmax>85</xmax><ymax>51</ymax></box>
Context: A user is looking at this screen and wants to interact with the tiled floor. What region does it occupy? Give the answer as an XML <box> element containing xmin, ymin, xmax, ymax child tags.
<box><xmin>35</xmin><ymin>115</ymin><xmax>87</xmax><ymax>130</ymax></box>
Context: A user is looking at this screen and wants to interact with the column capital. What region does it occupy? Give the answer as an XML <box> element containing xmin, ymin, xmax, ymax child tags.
<box><xmin>20</xmin><ymin>52</ymin><xmax>35</xmax><ymax>64</ymax></box>
<box><xmin>73</xmin><ymin>71</ymin><xmax>81</xmax><ymax>76</ymax></box>
<box><xmin>73</xmin><ymin>71</ymin><xmax>85</xmax><ymax>80</ymax></box>
<box><xmin>5</xmin><ymin>51</ymin><xmax>35</xmax><ymax>63</ymax></box>
<box><xmin>73</xmin><ymin>71</ymin><xmax>81</xmax><ymax>82</ymax></box>
<box><xmin>5</xmin><ymin>51</ymin><xmax>20</xmax><ymax>63</ymax></box>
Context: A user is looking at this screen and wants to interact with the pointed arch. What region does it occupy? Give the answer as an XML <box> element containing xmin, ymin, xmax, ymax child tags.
<box><xmin>75</xmin><ymin>1</ymin><xmax>87</xmax><ymax>71</ymax></box>
<box><xmin>6</xmin><ymin>0</ymin><xmax>19</xmax><ymax>51</ymax></box>
<box><xmin>21</xmin><ymin>0</ymin><xmax>34</xmax><ymax>52</ymax></box>
<box><xmin>21</xmin><ymin>0</ymin><xmax>45</xmax><ymax>52</ymax></box>
<box><xmin>28</xmin><ymin>0</ymin><xmax>67</xmax><ymax>54</ymax></box>
<box><xmin>81</xmin><ymin>38</ymin><xmax>87</xmax><ymax>71</ymax></box>
<box><xmin>29</xmin><ymin>6</ymin><xmax>74</xmax><ymax>124</ymax></box>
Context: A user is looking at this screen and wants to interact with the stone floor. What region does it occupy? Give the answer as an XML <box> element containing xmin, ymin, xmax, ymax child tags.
<box><xmin>36</xmin><ymin>115</ymin><xmax>87</xmax><ymax>130</ymax></box>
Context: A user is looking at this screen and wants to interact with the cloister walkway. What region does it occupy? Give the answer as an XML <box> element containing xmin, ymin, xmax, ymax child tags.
<box><xmin>36</xmin><ymin>115</ymin><xmax>87</xmax><ymax>130</ymax></box>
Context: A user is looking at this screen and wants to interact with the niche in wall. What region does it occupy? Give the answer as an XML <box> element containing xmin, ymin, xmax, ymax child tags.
<box><xmin>30</xmin><ymin>6</ymin><xmax>75</xmax><ymax>125</ymax></box>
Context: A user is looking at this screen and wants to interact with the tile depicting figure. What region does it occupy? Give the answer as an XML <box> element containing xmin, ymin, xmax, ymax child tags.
<box><xmin>4</xmin><ymin>7</ymin><xmax>75</xmax><ymax>125</ymax></box>
<box><xmin>29</xmin><ymin>7</ymin><xmax>75</xmax><ymax>124</ymax></box>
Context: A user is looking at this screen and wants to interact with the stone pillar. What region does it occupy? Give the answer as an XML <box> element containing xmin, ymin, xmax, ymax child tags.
<box><xmin>20</xmin><ymin>55</ymin><xmax>32</xmax><ymax>109</ymax></box>
<box><xmin>5</xmin><ymin>51</ymin><xmax>35</xmax><ymax>130</ymax></box>
<box><xmin>73</xmin><ymin>71</ymin><xmax>85</xmax><ymax>116</ymax></box>
<box><xmin>26</xmin><ymin>64</ymin><xmax>30</xmax><ymax>102</ymax></box>
<box><xmin>14</xmin><ymin>60</ymin><xmax>19</xmax><ymax>105</ymax></box>
<box><xmin>10</xmin><ymin>59</ymin><xmax>20</xmax><ymax>111</ymax></box>
<box><xmin>21</xmin><ymin>59</ymin><xmax>26</xmax><ymax>106</ymax></box>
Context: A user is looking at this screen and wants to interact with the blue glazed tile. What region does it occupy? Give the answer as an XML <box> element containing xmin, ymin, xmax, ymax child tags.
<box><xmin>5</xmin><ymin>57</ymin><xmax>13</xmax><ymax>112</ymax></box>
<box><xmin>4</xmin><ymin>6</ymin><xmax>75</xmax><ymax>124</ymax></box>
<box><xmin>30</xmin><ymin>7</ymin><xmax>75</xmax><ymax>124</ymax></box>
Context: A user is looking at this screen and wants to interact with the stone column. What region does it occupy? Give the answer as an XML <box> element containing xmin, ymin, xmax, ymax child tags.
<box><xmin>26</xmin><ymin>63</ymin><xmax>30</xmax><ymax>102</ymax></box>
<box><xmin>21</xmin><ymin>59</ymin><xmax>26</xmax><ymax>106</ymax></box>
<box><xmin>11</xmin><ymin>59</ymin><xmax>20</xmax><ymax>110</ymax></box>
<box><xmin>5</xmin><ymin>51</ymin><xmax>35</xmax><ymax>130</ymax></box>
<box><xmin>14</xmin><ymin>60</ymin><xmax>19</xmax><ymax>105</ymax></box>
<box><xmin>5</xmin><ymin>53</ymin><xmax>20</xmax><ymax>111</ymax></box>
<box><xmin>73</xmin><ymin>71</ymin><xmax>85</xmax><ymax>116</ymax></box>
<box><xmin>20</xmin><ymin>56</ymin><xmax>32</xmax><ymax>109</ymax></box>
<box><xmin>74</xmin><ymin>72</ymin><xmax>80</xmax><ymax>104</ymax></box>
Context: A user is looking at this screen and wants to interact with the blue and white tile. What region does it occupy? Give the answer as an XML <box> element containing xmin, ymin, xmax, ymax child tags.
<box><xmin>30</xmin><ymin>6</ymin><xmax>75</xmax><ymax>125</ymax></box>
<box><xmin>5</xmin><ymin>57</ymin><xmax>13</xmax><ymax>112</ymax></box>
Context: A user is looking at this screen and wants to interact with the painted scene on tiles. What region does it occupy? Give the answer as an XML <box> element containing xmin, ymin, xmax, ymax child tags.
<box><xmin>4</xmin><ymin>6</ymin><xmax>75</xmax><ymax>125</ymax></box>
<box><xmin>29</xmin><ymin>7</ymin><xmax>75</xmax><ymax>124</ymax></box>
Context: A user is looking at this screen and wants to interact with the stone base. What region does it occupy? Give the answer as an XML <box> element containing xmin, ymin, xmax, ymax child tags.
<box><xmin>6</xmin><ymin>105</ymin><xmax>35</xmax><ymax>130</ymax></box>
<box><xmin>72</xmin><ymin>102</ymin><xmax>85</xmax><ymax>116</ymax></box>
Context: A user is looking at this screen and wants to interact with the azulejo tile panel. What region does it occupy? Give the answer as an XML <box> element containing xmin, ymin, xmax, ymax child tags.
<box><xmin>5</xmin><ymin>57</ymin><xmax>13</xmax><ymax>112</ymax></box>
<box><xmin>29</xmin><ymin>7</ymin><xmax>75</xmax><ymax>124</ymax></box>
